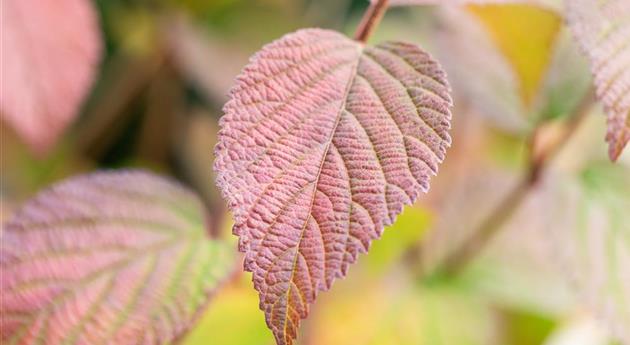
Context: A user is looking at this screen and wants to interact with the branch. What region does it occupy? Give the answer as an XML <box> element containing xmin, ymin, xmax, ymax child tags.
<box><xmin>354</xmin><ymin>0</ymin><xmax>390</xmax><ymax>43</ymax></box>
<box><xmin>434</xmin><ymin>88</ymin><xmax>595</xmax><ymax>277</ymax></box>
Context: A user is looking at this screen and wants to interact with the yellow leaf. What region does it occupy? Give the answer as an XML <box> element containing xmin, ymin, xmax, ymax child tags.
<box><xmin>467</xmin><ymin>4</ymin><xmax>561</xmax><ymax>106</ymax></box>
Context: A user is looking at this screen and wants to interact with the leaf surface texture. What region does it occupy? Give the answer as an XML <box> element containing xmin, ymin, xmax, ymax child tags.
<box><xmin>567</xmin><ymin>0</ymin><xmax>630</xmax><ymax>160</ymax></box>
<box><xmin>0</xmin><ymin>171</ymin><xmax>234</xmax><ymax>345</ymax></box>
<box><xmin>214</xmin><ymin>28</ymin><xmax>452</xmax><ymax>345</ymax></box>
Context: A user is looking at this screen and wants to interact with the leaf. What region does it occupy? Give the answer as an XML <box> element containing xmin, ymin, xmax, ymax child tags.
<box><xmin>536</xmin><ymin>28</ymin><xmax>592</xmax><ymax>122</ymax></box>
<box><xmin>431</xmin><ymin>4</ymin><xmax>561</xmax><ymax>131</ymax></box>
<box><xmin>467</xmin><ymin>4</ymin><xmax>561</xmax><ymax>106</ymax></box>
<box><xmin>545</xmin><ymin>164</ymin><xmax>630</xmax><ymax>344</ymax></box>
<box><xmin>433</xmin><ymin>6</ymin><xmax>529</xmax><ymax>131</ymax></box>
<box><xmin>214</xmin><ymin>28</ymin><xmax>452</xmax><ymax>345</ymax></box>
<box><xmin>0</xmin><ymin>170</ymin><xmax>235</xmax><ymax>345</ymax></box>
<box><xmin>566</xmin><ymin>0</ymin><xmax>630</xmax><ymax>161</ymax></box>
<box><xmin>0</xmin><ymin>0</ymin><xmax>101</xmax><ymax>155</ymax></box>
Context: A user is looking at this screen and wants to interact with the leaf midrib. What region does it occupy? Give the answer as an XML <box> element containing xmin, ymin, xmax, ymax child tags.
<box><xmin>278</xmin><ymin>42</ymin><xmax>364</xmax><ymax>343</ymax></box>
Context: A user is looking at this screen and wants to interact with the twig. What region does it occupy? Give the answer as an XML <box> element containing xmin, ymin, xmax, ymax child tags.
<box><xmin>434</xmin><ymin>88</ymin><xmax>595</xmax><ymax>277</ymax></box>
<box><xmin>354</xmin><ymin>0</ymin><xmax>390</xmax><ymax>43</ymax></box>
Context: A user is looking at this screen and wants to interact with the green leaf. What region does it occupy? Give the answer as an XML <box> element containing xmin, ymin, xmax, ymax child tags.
<box><xmin>0</xmin><ymin>170</ymin><xmax>235</xmax><ymax>345</ymax></box>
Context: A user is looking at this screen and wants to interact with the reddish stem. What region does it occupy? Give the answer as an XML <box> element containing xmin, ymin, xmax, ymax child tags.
<box><xmin>354</xmin><ymin>0</ymin><xmax>390</xmax><ymax>43</ymax></box>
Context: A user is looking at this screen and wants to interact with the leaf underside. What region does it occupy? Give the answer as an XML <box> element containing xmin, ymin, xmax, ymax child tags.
<box><xmin>0</xmin><ymin>171</ymin><xmax>234</xmax><ymax>345</ymax></box>
<box><xmin>215</xmin><ymin>28</ymin><xmax>452</xmax><ymax>345</ymax></box>
<box><xmin>567</xmin><ymin>0</ymin><xmax>630</xmax><ymax>161</ymax></box>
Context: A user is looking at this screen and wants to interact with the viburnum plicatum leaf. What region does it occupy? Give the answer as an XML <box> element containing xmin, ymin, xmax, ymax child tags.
<box><xmin>567</xmin><ymin>0</ymin><xmax>630</xmax><ymax>161</ymax></box>
<box><xmin>0</xmin><ymin>0</ymin><xmax>101</xmax><ymax>154</ymax></box>
<box><xmin>214</xmin><ymin>28</ymin><xmax>452</xmax><ymax>345</ymax></box>
<box><xmin>0</xmin><ymin>171</ymin><xmax>235</xmax><ymax>345</ymax></box>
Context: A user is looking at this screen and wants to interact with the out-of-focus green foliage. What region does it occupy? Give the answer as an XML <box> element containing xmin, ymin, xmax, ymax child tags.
<box><xmin>182</xmin><ymin>275</ymin><xmax>274</xmax><ymax>345</ymax></box>
<box><xmin>364</xmin><ymin>206</ymin><xmax>432</xmax><ymax>275</ymax></box>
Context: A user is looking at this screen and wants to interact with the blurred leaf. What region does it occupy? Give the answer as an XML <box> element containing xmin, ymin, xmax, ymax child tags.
<box><xmin>541</xmin><ymin>163</ymin><xmax>630</xmax><ymax>344</ymax></box>
<box><xmin>182</xmin><ymin>274</ymin><xmax>274</xmax><ymax>345</ymax></box>
<box><xmin>421</xmin><ymin>165</ymin><xmax>577</xmax><ymax>315</ymax></box>
<box><xmin>500</xmin><ymin>308</ymin><xmax>556</xmax><ymax>345</ymax></box>
<box><xmin>0</xmin><ymin>170</ymin><xmax>236</xmax><ymax>344</ymax></box>
<box><xmin>566</xmin><ymin>0</ymin><xmax>630</xmax><ymax>161</ymax></box>
<box><xmin>0</xmin><ymin>0</ymin><xmax>101</xmax><ymax>155</ymax></box>
<box><xmin>535</xmin><ymin>29</ymin><xmax>592</xmax><ymax>122</ymax></box>
<box><xmin>467</xmin><ymin>4</ymin><xmax>561</xmax><ymax>106</ymax></box>
<box><xmin>433</xmin><ymin>6</ymin><xmax>528</xmax><ymax>131</ymax></box>
<box><xmin>433</xmin><ymin>4</ymin><xmax>566</xmax><ymax>131</ymax></box>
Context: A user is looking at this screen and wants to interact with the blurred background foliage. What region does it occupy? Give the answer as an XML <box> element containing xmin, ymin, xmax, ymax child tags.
<box><xmin>1</xmin><ymin>0</ymin><xmax>628</xmax><ymax>344</ymax></box>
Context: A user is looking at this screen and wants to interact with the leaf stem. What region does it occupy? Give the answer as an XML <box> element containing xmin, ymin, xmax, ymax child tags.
<box><xmin>354</xmin><ymin>0</ymin><xmax>390</xmax><ymax>43</ymax></box>
<box><xmin>434</xmin><ymin>88</ymin><xmax>595</xmax><ymax>277</ymax></box>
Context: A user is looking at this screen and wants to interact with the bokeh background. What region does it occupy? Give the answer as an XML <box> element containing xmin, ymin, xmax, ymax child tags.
<box><xmin>2</xmin><ymin>1</ymin><xmax>629</xmax><ymax>344</ymax></box>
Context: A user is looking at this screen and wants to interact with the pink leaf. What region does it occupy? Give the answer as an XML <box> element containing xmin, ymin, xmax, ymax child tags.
<box><xmin>0</xmin><ymin>0</ymin><xmax>101</xmax><ymax>154</ymax></box>
<box><xmin>567</xmin><ymin>0</ymin><xmax>630</xmax><ymax>161</ymax></box>
<box><xmin>214</xmin><ymin>28</ymin><xmax>452</xmax><ymax>345</ymax></box>
<box><xmin>0</xmin><ymin>170</ymin><xmax>235</xmax><ymax>345</ymax></box>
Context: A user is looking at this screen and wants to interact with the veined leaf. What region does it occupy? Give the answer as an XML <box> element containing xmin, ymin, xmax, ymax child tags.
<box><xmin>0</xmin><ymin>0</ymin><xmax>101</xmax><ymax>155</ymax></box>
<box><xmin>214</xmin><ymin>28</ymin><xmax>452</xmax><ymax>345</ymax></box>
<box><xmin>566</xmin><ymin>0</ymin><xmax>630</xmax><ymax>161</ymax></box>
<box><xmin>0</xmin><ymin>171</ymin><xmax>235</xmax><ymax>345</ymax></box>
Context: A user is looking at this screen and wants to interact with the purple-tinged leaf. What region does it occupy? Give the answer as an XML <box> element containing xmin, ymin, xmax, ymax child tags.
<box><xmin>214</xmin><ymin>28</ymin><xmax>452</xmax><ymax>345</ymax></box>
<box><xmin>0</xmin><ymin>0</ymin><xmax>101</xmax><ymax>155</ymax></box>
<box><xmin>567</xmin><ymin>0</ymin><xmax>630</xmax><ymax>161</ymax></box>
<box><xmin>0</xmin><ymin>170</ymin><xmax>235</xmax><ymax>345</ymax></box>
